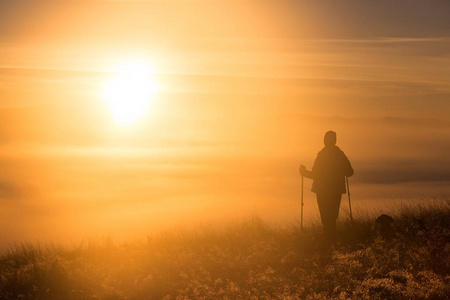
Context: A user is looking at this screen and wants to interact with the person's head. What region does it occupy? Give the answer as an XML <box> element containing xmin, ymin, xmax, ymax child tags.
<box><xmin>324</xmin><ymin>131</ymin><xmax>337</xmax><ymax>147</ymax></box>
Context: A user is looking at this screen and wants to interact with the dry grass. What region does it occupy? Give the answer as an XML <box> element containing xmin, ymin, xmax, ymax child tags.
<box><xmin>1</xmin><ymin>198</ymin><xmax>449</xmax><ymax>299</ymax></box>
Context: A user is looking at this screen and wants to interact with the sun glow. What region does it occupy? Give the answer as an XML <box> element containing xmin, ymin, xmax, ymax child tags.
<box><xmin>101</xmin><ymin>60</ymin><xmax>159</xmax><ymax>126</ymax></box>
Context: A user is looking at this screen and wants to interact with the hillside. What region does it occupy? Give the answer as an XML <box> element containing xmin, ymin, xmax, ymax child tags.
<box><xmin>1</xmin><ymin>199</ymin><xmax>449</xmax><ymax>299</ymax></box>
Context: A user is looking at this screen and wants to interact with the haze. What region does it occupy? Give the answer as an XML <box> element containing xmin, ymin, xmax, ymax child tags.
<box><xmin>1</xmin><ymin>0</ymin><xmax>449</xmax><ymax>245</ymax></box>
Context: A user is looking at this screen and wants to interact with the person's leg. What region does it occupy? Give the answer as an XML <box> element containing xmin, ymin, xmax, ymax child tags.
<box><xmin>328</xmin><ymin>193</ymin><xmax>342</xmax><ymax>240</ymax></box>
<box><xmin>317</xmin><ymin>193</ymin><xmax>342</xmax><ymax>242</ymax></box>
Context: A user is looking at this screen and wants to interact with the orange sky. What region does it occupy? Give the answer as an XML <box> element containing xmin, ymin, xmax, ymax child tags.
<box><xmin>0</xmin><ymin>0</ymin><xmax>449</xmax><ymax>243</ymax></box>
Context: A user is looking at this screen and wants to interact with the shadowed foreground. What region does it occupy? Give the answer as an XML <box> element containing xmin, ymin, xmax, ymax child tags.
<box><xmin>1</xmin><ymin>199</ymin><xmax>449</xmax><ymax>299</ymax></box>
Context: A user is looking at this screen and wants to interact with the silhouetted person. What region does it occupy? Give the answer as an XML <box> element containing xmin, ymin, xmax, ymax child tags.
<box><xmin>300</xmin><ymin>131</ymin><xmax>354</xmax><ymax>243</ymax></box>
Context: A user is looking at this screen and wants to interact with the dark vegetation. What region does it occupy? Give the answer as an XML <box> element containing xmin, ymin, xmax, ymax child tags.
<box><xmin>1</xmin><ymin>198</ymin><xmax>449</xmax><ymax>299</ymax></box>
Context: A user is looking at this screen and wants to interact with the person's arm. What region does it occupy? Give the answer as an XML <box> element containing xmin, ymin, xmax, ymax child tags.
<box><xmin>299</xmin><ymin>165</ymin><xmax>314</xmax><ymax>179</ymax></box>
<box><xmin>343</xmin><ymin>154</ymin><xmax>354</xmax><ymax>177</ymax></box>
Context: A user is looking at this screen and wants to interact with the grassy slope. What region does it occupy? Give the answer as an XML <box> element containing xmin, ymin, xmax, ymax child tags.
<box><xmin>1</xmin><ymin>200</ymin><xmax>449</xmax><ymax>300</ymax></box>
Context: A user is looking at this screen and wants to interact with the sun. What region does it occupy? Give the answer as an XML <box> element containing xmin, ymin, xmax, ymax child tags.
<box><xmin>100</xmin><ymin>60</ymin><xmax>159</xmax><ymax>126</ymax></box>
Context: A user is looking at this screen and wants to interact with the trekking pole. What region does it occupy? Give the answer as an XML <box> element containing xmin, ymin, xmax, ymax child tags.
<box><xmin>346</xmin><ymin>176</ymin><xmax>353</xmax><ymax>224</ymax></box>
<box><xmin>301</xmin><ymin>175</ymin><xmax>304</xmax><ymax>231</ymax></box>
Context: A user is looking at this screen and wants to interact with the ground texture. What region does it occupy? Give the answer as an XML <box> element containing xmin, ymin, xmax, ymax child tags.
<box><xmin>1</xmin><ymin>200</ymin><xmax>449</xmax><ymax>299</ymax></box>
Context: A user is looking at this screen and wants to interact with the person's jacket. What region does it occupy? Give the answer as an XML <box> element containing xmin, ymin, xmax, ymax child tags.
<box><xmin>304</xmin><ymin>145</ymin><xmax>353</xmax><ymax>194</ymax></box>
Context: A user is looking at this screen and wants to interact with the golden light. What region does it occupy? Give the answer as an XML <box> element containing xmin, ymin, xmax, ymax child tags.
<box><xmin>101</xmin><ymin>60</ymin><xmax>159</xmax><ymax>126</ymax></box>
